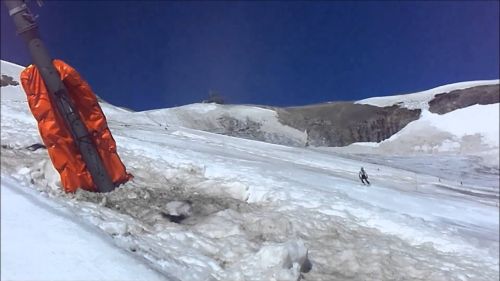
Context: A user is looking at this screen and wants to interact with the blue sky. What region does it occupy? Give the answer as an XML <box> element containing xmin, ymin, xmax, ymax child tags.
<box><xmin>2</xmin><ymin>1</ymin><xmax>499</xmax><ymax>111</ymax></box>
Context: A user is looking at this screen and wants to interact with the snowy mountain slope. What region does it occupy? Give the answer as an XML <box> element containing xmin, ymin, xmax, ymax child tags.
<box><xmin>150</xmin><ymin>84</ymin><xmax>499</xmax><ymax>167</ymax></box>
<box><xmin>337</xmin><ymin>103</ymin><xmax>499</xmax><ymax>168</ymax></box>
<box><xmin>381</xmin><ymin>105</ymin><xmax>499</xmax><ymax>153</ymax></box>
<box><xmin>106</xmin><ymin>79</ymin><xmax>499</xmax><ymax>150</ymax></box>
<box><xmin>308</xmin><ymin>80</ymin><xmax>500</xmax><ymax>166</ymax></box>
<box><xmin>356</xmin><ymin>80</ymin><xmax>499</xmax><ymax>110</ymax></box>
<box><xmin>1</xmin><ymin>60</ymin><xmax>499</xmax><ymax>281</ymax></box>
<box><xmin>96</xmin><ymin>100</ymin><xmax>309</xmax><ymax>147</ymax></box>
<box><xmin>140</xmin><ymin>80</ymin><xmax>499</xmax><ymax>147</ymax></box>
<box><xmin>144</xmin><ymin>103</ymin><xmax>308</xmax><ymax>146</ymax></box>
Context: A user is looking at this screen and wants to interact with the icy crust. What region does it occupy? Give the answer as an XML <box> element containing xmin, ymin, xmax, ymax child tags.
<box><xmin>355</xmin><ymin>79</ymin><xmax>499</xmax><ymax>109</ymax></box>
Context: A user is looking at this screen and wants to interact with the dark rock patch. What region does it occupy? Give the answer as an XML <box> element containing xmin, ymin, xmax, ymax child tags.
<box><xmin>216</xmin><ymin>116</ymin><xmax>264</xmax><ymax>139</ymax></box>
<box><xmin>429</xmin><ymin>84</ymin><xmax>499</xmax><ymax>114</ymax></box>
<box><xmin>276</xmin><ymin>102</ymin><xmax>421</xmax><ymax>146</ymax></box>
<box><xmin>25</xmin><ymin>143</ymin><xmax>46</xmax><ymax>151</ymax></box>
<box><xmin>76</xmin><ymin>185</ymin><xmax>253</xmax><ymax>227</ymax></box>
<box><xmin>161</xmin><ymin>212</ymin><xmax>188</xmax><ymax>223</ymax></box>
<box><xmin>1</xmin><ymin>74</ymin><xmax>19</xmax><ymax>87</ymax></box>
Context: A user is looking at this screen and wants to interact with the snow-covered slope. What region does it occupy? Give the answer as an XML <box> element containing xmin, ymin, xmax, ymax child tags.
<box><xmin>1</xmin><ymin>60</ymin><xmax>499</xmax><ymax>281</ymax></box>
<box><xmin>144</xmin><ymin>103</ymin><xmax>308</xmax><ymax>146</ymax></box>
<box><xmin>345</xmin><ymin>84</ymin><xmax>500</xmax><ymax>166</ymax></box>
<box><xmin>98</xmin><ymin>101</ymin><xmax>309</xmax><ymax>147</ymax></box>
<box><xmin>382</xmin><ymin>105</ymin><xmax>499</xmax><ymax>151</ymax></box>
<box><xmin>92</xmin><ymin>68</ymin><xmax>499</xmax><ymax>152</ymax></box>
<box><xmin>1</xmin><ymin>176</ymin><xmax>167</xmax><ymax>281</ymax></box>
<box><xmin>109</xmin><ymin>78</ymin><xmax>499</xmax><ymax>153</ymax></box>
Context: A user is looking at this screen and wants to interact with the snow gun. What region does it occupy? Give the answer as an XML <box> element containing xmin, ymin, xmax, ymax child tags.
<box><xmin>4</xmin><ymin>0</ymin><xmax>132</xmax><ymax>192</ymax></box>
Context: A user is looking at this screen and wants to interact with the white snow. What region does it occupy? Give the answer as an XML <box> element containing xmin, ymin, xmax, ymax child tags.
<box><xmin>387</xmin><ymin>105</ymin><xmax>499</xmax><ymax>147</ymax></box>
<box><xmin>164</xmin><ymin>201</ymin><xmax>193</xmax><ymax>217</ymax></box>
<box><xmin>1</xmin><ymin>176</ymin><xmax>168</xmax><ymax>281</ymax></box>
<box><xmin>421</xmin><ymin>105</ymin><xmax>499</xmax><ymax>147</ymax></box>
<box><xmin>1</xmin><ymin>60</ymin><xmax>499</xmax><ymax>281</ymax></box>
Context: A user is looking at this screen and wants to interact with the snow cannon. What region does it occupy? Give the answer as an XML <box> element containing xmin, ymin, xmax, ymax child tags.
<box><xmin>4</xmin><ymin>0</ymin><xmax>132</xmax><ymax>192</ymax></box>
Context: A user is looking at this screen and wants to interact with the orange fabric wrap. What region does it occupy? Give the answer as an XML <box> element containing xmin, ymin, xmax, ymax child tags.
<box><xmin>20</xmin><ymin>59</ymin><xmax>132</xmax><ymax>192</ymax></box>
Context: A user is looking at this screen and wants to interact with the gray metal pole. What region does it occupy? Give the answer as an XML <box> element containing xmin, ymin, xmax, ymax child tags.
<box><xmin>4</xmin><ymin>0</ymin><xmax>115</xmax><ymax>192</ymax></box>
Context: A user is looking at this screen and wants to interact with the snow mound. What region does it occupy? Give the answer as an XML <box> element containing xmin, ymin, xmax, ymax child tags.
<box><xmin>224</xmin><ymin>240</ymin><xmax>309</xmax><ymax>281</ymax></box>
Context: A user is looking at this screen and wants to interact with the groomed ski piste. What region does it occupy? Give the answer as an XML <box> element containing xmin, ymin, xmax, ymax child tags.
<box><xmin>1</xmin><ymin>60</ymin><xmax>499</xmax><ymax>281</ymax></box>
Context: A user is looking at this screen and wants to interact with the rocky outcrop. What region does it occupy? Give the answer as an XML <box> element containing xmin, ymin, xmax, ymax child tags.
<box><xmin>272</xmin><ymin>84</ymin><xmax>499</xmax><ymax>147</ymax></box>
<box><xmin>429</xmin><ymin>85</ymin><xmax>499</xmax><ymax>114</ymax></box>
<box><xmin>276</xmin><ymin>103</ymin><xmax>421</xmax><ymax>146</ymax></box>
<box><xmin>1</xmin><ymin>74</ymin><xmax>19</xmax><ymax>87</ymax></box>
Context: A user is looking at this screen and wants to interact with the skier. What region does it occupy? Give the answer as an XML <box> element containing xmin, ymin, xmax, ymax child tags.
<box><xmin>359</xmin><ymin>167</ymin><xmax>370</xmax><ymax>185</ymax></box>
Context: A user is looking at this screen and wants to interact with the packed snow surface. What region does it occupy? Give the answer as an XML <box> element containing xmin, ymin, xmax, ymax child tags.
<box><xmin>1</xmin><ymin>60</ymin><xmax>499</xmax><ymax>281</ymax></box>
<box><xmin>1</xmin><ymin>176</ymin><xmax>168</xmax><ymax>281</ymax></box>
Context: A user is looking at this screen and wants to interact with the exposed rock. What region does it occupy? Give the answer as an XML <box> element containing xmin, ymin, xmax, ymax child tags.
<box><xmin>25</xmin><ymin>143</ymin><xmax>46</xmax><ymax>151</ymax></box>
<box><xmin>276</xmin><ymin>102</ymin><xmax>421</xmax><ymax>147</ymax></box>
<box><xmin>1</xmin><ymin>74</ymin><xmax>19</xmax><ymax>87</ymax></box>
<box><xmin>429</xmin><ymin>84</ymin><xmax>499</xmax><ymax>114</ymax></box>
<box><xmin>193</xmin><ymin>102</ymin><xmax>421</xmax><ymax>147</ymax></box>
<box><xmin>130</xmin><ymin>83</ymin><xmax>499</xmax><ymax>148</ymax></box>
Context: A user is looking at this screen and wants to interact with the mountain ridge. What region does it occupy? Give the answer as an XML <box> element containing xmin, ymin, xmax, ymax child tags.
<box><xmin>1</xmin><ymin>60</ymin><xmax>498</xmax><ymax>153</ymax></box>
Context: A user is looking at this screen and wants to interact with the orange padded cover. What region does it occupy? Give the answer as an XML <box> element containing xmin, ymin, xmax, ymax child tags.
<box><xmin>20</xmin><ymin>59</ymin><xmax>132</xmax><ymax>192</ymax></box>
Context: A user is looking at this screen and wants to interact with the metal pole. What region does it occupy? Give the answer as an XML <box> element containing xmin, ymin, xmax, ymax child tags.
<box><xmin>4</xmin><ymin>0</ymin><xmax>115</xmax><ymax>192</ymax></box>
